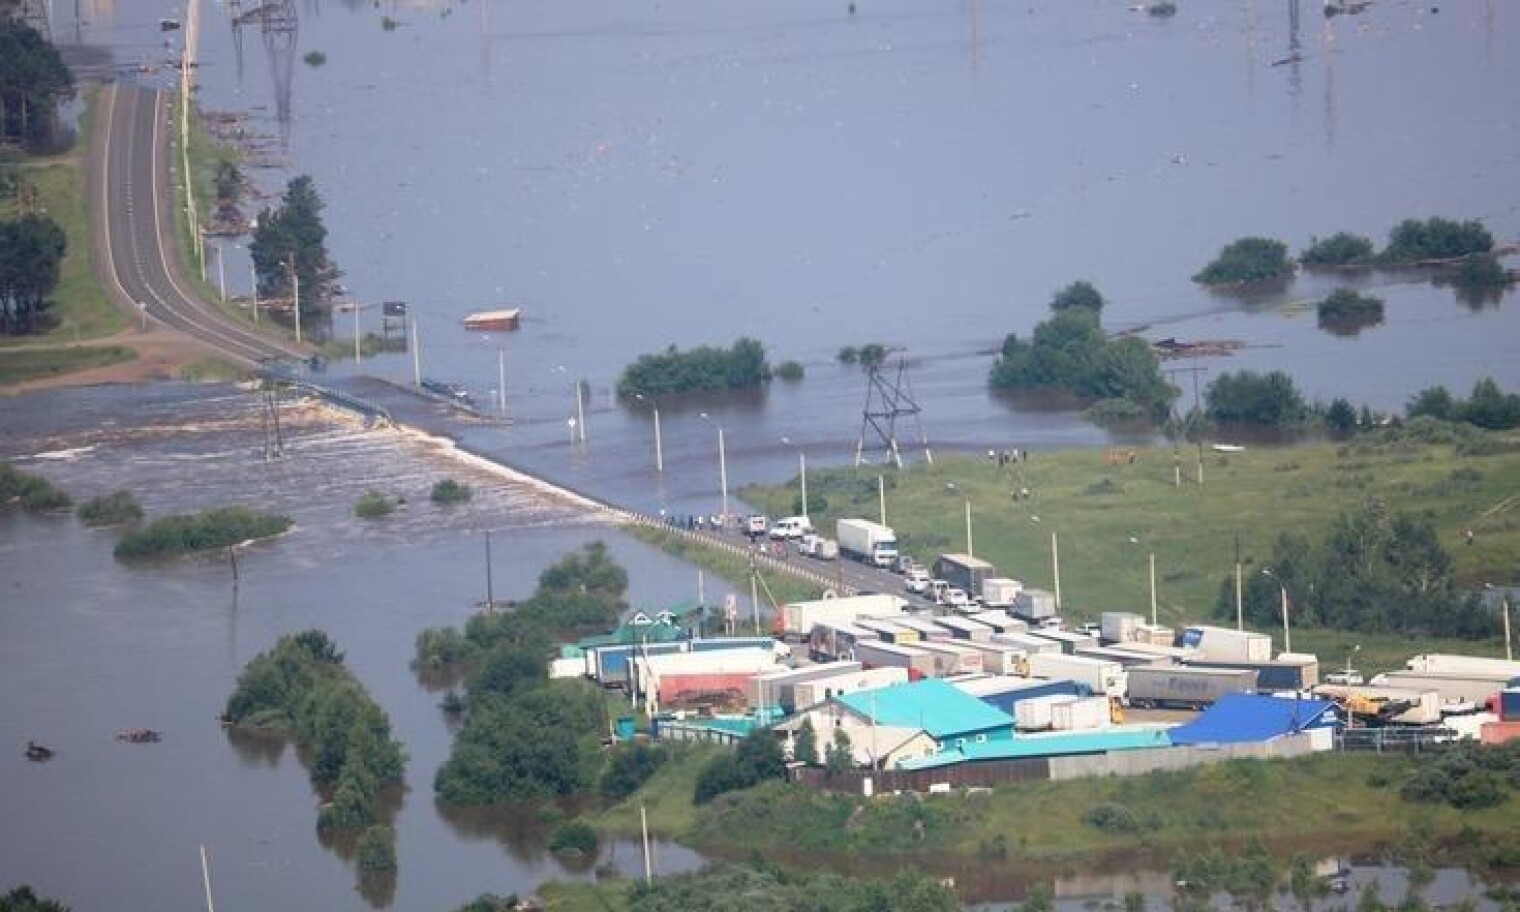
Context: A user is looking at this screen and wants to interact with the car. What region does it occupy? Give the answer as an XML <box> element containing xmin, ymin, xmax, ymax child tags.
<box><xmin>1038</xmin><ymin>616</ymin><xmax>1065</xmax><ymax>631</ymax></box>
<box><xmin>944</xmin><ymin>587</ymin><xmax>971</xmax><ymax>610</ymax></box>
<box><xmin>904</xmin><ymin>568</ymin><xmax>931</xmax><ymax>595</ymax></box>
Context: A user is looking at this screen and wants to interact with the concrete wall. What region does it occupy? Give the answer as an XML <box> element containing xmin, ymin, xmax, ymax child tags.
<box><xmin>1047</xmin><ymin>735</ymin><xmax>1315</xmax><ymax>781</ymax></box>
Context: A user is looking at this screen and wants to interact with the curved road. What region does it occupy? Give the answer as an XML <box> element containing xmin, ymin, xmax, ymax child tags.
<box><xmin>97</xmin><ymin>83</ymin><xmax>304</xmax><ymax>366</ymax></box>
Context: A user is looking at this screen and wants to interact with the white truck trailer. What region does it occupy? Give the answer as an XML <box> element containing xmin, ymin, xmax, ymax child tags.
<box><xmin>1025</xmin><ymin>652</ymin><xmax>1128</xmax><ymax>699</ymax></box>
<box><xmin>1126</xmin><ymin>665</ymin><xmax>1259</xmax><ymax>709</ymax></box>
<box><xmin>773</xmin><ymin>593</ymin><xmax>907</xmax><ymax>640</ymax></box>
<box><xmin>837</xmin><ymin>518</ymin><xmax>899</xmax><ymax>568</ymax></box>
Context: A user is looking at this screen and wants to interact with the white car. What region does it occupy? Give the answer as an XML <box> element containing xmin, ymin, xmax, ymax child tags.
<box><xmin>944</xmin><ymin>588</ymin><xmax>971</xmax><ymax>610</ymax></box>
<box><xmin>904</xmin><ymin>568</ymin><xmax>931</xmax><ymax>595</ymax></box>
<box><xmin>768</xmin><ymin>516</ymin><xmax>814</xmax><ymax>540</ymax></box>
<box><xmin>1325</xmin><ymin>670</ymin><xmax>1364</xmax><ymax>686</ymax></box>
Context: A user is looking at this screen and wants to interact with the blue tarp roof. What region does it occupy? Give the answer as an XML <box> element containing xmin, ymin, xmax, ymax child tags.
<box><xmin>896</xmin><ymin>726</ymin><xmax>1173</xmax><ymax>770</ymax></box>
<box><xmin>1168</xmin><ymin>692</ymin><xmax>1334</xmax><ymax>746</ymax></box>
<box><xmin>836</xmin><ymin>678</ymin><xmax>1014</xmax><ymax>740</ymax></box>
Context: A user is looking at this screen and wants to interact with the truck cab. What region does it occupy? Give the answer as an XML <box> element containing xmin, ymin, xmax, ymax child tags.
<box><xmin>928</xmin><ymin>579</ymin><xmax>950</xmax><ymax>604</ymax></box>
<box><xmin>769</xmin><ymin>516</ymin><xmax>813</xmax><ymax>540</ymax></box>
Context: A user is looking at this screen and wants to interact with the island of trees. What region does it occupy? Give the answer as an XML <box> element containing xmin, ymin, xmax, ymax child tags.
<box><xmin>990</xmin><ymin>281</ymin><xmax>1176</xmax><ymax>422</ymax></box>
<box><xmin>224</xmin><ymin>631</ymin><xmax>405</xmax><ymax>881</ymax></box>
<box><xmin>113</xmin><ymin>505</ymin><xmax>291</xmax><ymax>561</ymax></box>
<box><xmin>617</xmin><ymin>337</ymin><xmax>770</xmax><ymax>398</ymax></box>
<box><xmin>0</xmin><ymin>462</ymin><xmax>70</xmax><ymax>512</ymax></box>
<box><xmin>1315</xmin><ymin>288</ymin><xmax>1384</xmax><ymax>335</ymax></box>
<box><xmin>249</xmin><ymin>175</ymin><xmax>342</xmax><ymax>331</ymax></box>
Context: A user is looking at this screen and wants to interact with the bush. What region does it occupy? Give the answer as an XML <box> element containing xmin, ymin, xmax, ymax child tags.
<box><xmin>548</xmin><ymin>820</ymin><xmax>599</xmax><ymax>856</ymax></box>
<box><xmin>303</xmin><ymin>50</ymin><xmax>327</xmax><ymax>66</ymax></box>
<box><xmin>0</xmin><ymin>463</ymin><xmax>71</xmax><ymax>512</ymax></box>
<box><xmin>355</xmin><ymin>490</ymin><xmax>397</xmax><ymax>519</ymax></box>
<box><xmin>991</xmin><ymin>309</ymin><xmax>1175</xmax><ymax>421</ymax></box>
<box><xmin>430</xmin><ymin>478</ymin><xmax>472</xmax><ymax>505</ymax></box>
<box><xmin>1205</xmin><ymin>370</ymin><xmax>1309</xmax><ymax>426</ymax></box>
<box><xmin>354</xmin><ymin>825</ymin><xmax>397</xmax><ymax>871</ymax></box>
<box><xmin>1379</xmin><ymin>217</ymin><xmax>1493</xmax><ymax>263</ymax></box>
<box><xmin>693</xmin><ymin>731</ymin><xmax>786</xmax><ymax>805</ymax></box>
<box><xmin>616</xmin><ymin>337</ymin><xmax>769</xmax><ymax>398</ymax></box>
<box><xmin>114</xmin><ymin>505</ymin><xmax>291</xmax><ymax>561</ymax></box>
<box><xmin>1083</xmin><ymin>802</ymin><xmax>1143</xmax><ymax>834</ymax></box>
<box><xmin>600</xmin><ymin>742</ymin><xmax>669</xmax><ymax>800</ymax></box>
<box><xmin>76</xmin><ymin>490</ymin><xmax>143</xmax><ymax>527</ymax></box>
<box><xmin>1193</xmin><ymin>236</ymin><xmax>1292</xmax><ymax>284</ymax></box>
<box><xmin>1299</xmin><ymin>232</ymin><xmax>1375</xmax><ymax>267</ymax></box>
<box><xmin>836</xmin><ymin>346</ymin><xmax>858</xmax><ymax>364</ymax></box>
<box><xmin>1317</xmin><ymin>288</ymin><xmax>1385</xmax><ymax>335</ymax></box>
<box><xmin>774</xmin><ymin>360</ymin><xmax>805</xmax><ymax>381</ymax></box>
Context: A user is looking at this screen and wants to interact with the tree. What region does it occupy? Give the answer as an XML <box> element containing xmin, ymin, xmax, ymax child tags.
<box><xmin>616</xmin><ymin>337</ymin><xmax>772</xmax><ymax>397</ymax></box>
<box><xmin>1316</xmin><ymin>289</ymin><xmax>1384</xmax><ymax>336</ymax></box>
<box><xmin>1193</xmin><ymin>237</ymin><xmax>1292</xmax><ymax>284</ymax></box>
<box><xmin>249</xmin><ymin>175</ymin><xmax>341</xmax><ymax>310</ymax></box>
<box><xmin>0</xmin><ymin>886</ymin><xmax>69</xmax><ymax>912</ymax></box>
<box><xmin>1205</xmin><ymin>370</ymin><xmax>1308</xmax><ymax>426</ymax></box>
<box><xmin>1379</xmin><ymin>217</ymin><xmax>1493</xmax><ymax>264</ymax></box>
<box><xmin>1323</xmin><ymin>398</ymin><xmax>1357</xmax><ymax>435</ymax></box>
<box><xmin>1406</xmin><ymin>386</ymin><xmax>1455</xmax><ymax>422</ymax></box>
<box><xmin>0</xmin><ymin>213</ymin><xmax>67</xmax><ymax>335</ymax></box>
<box><xmin>991</xmin><ymin>308</ymin><xmax>1175</xmax><ymax>421</ymax></box>
<box><xmin>693</xmin><ymin>730</ymin><xmax>787</xmax><ymax>804</ymax></box>
<box><xmin>793</xmin><ymin>717</ymin><xmax>818</xmax><ymax>765</ymax></box>
<box><xmin>1461</xmin><ymin>377</ymin><xmax>1520</xmax><ymax>430</ymax></box>
<box><xmin>1050</xmin><ymin>280</ymin><xmax>1105</xmax><ymax>314</ymax></box>
<box><xmin>0</xmin><ymin>18</ymin><xmax>76</xmax><ymax>149</ymax></box>
<box><xmin>1299</xmin><ymin>232</ymin><xmax>1375</xmax><ymax>267</ymax></box>
<box><xmin>824</xmin><ymin>727</ymin><xmax>853</xmax><ymax>774</ymax></box>
<box><xmin>1288</xmin><ymin>853</ymin><xmax>1330</xmax><ymax>912</ymax></box>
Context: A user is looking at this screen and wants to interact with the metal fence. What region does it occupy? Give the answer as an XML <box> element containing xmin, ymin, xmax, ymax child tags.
<box><xmin>1336</xmin><ymin>726</ymin><xmax>1457</xmax><ymax>753</ymax></box>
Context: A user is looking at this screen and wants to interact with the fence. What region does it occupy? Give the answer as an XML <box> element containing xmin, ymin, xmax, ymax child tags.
<box><xmin>1336</xmin><ymin>726</ymin><xmax>1457</xmax><ymax>753</ymax></box>
<box><xmin>1048</xmin><ymin>735</ymin><xmax>1315</xmax><ymax>780</ymax></box>
<box><xmin>794</xmin><ymin>757</ymin><xmax>1050</xmax><ymax>794</ymax></box>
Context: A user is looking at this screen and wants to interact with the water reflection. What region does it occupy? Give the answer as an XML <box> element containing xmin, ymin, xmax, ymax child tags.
<box><xmin>226</xmin><ymin>725</ymin><xmax>289</xmax><ymax>767</ymax></box>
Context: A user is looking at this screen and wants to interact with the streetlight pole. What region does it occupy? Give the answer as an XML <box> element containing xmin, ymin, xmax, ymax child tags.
<box><xmin>1263</xmin><ymin>569</ymin><xmax>1291</xmax><ymax>655</ymax></box>
<box><xmin>497</xmin><ymin>348</ymin><xmax>507</xmax><ymax>417</ymax></box>
<box><xmin>1487</xmin><ymin>584</ymin><xmax>1513</xmax><ymax>662</ymax></box>
<box><xmin>353</xmin><ymin>302</ymin><xmax>362</xmax><ymax>364</ymax></box>
<box><xmin>718</xmin><ymin>426</ymin><xmax>728</xmax><ymax>523</ymax></box>
<box><xmin>250</xmin><ymin>263</ymin><xmax>259</xmax><ymax>323</ymax></box>
<box><xmin>638</xmin><ymin>395</ymin><xmax>664</xmax><ymax>473</ymax></box>
<box><xmin>289</xmin><ymin>259</ymin><xmax>302</xmax><ymax>345</ymax></box>
<box><xmin>1149</xmin><ymin>551</ymin><xmax>1158</xmax><ymax>627</ymax></box>
<box><xmin>965</xmin><ymin>499</ymin><xmax>974</xmax><ymax>559</ymax></box>
<box><xmin>782</xmin><ymin>437</ymin><xmax>807</xmax><ymax>516</ymax></box>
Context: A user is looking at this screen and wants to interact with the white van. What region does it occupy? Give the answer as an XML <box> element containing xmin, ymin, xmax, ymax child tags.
<box><xmin>768</xmin><ymin>516</ymin><xmax>814</xmax><ymax>540</ymax></box>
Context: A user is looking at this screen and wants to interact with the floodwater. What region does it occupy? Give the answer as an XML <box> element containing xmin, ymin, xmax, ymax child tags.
<box><xmin>62</xmin><ymin>0</ymin><xmax>1520</xmax><ymax>518</ymax></box>
<box><xmin>0</xmin><ymin>385</ymin><xmax>714</xmax><ymax>911</ymax></box>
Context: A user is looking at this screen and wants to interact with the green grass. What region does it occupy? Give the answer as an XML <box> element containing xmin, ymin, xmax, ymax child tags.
<box><xmin>594</xmin><ymin>742</ymin><xmax>723</xmax><ymax>839</ymax></box>
<box><xmin>0</xmin><ymin>91</ymin><xmax>126</xmax><ymax>348</ymax></box>
<box><xmin>627</xmin><ymin>527</ymin><xmax>824</xmax><ymax>608</ymax></box>
<box><xmin>741</xmin><ymin>434</ymin><xmax>1520</xmax><ymax>668</ymax></box>
<box><xmin>537</xmin><ymin>881</ymin><xmax>631</xmax><ymax>912</ymax></box>
<box><xmin>0</xmin><ymin>345</ymin><xmax>134</xmax><ymax>384</ymax></box>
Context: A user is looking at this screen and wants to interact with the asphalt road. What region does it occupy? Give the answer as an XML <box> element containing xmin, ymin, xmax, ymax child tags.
<box><xmin>97</xmin><ymin>83</ymin><xmax>303</xmax><ymax>366</ymax></box>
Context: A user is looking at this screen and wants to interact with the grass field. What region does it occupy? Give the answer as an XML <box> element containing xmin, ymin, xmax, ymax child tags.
<box><xmin>537</xmin><ymin>880</ymin><xmax>631</xmax><ymax>912</ymax></box>
<box><xmin>594</xmin><ymin>742</ymin><xmax>724</xmax><ymax>839</ymax></box>
<box><xmin>0</xmin><ymin>345</ymin><xmax>135</xmax><ymax>384</ymax></box>
<box><xmin>741</xmin><ymin>432</ymin><xmax>1520</xmax><ymax>673</ymax></box>
<box><xmin>627</xmin><ymin>527</ymin><xmax>824</xmax><ymax>609</ymax></box>
<box><xmin>1</xmin><ymin>92</ymin><xmax>126</xmax><ymax>347</ymax></box>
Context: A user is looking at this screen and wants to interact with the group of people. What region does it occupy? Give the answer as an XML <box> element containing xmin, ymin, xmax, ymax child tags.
<box><xmin>660</xmin><ymin>511</ymin><xmax>731</xmax><ymax>532</ymax></box>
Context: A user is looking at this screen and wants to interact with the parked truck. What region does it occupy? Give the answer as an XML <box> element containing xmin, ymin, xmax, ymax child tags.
<box><xmin>1126</xmin><ymin>665</ymin><xmax>1259</xmax><ymax>709</ymax></box>
<box><xmin>980</xmin><ymin>578</ymin><xmax>1023</xmax><ymax>610</ymax></box>
<box><xmin>1186</xmin><ymin>654</ymin><xmax>1320</xmax><ymax>692</ymax></box>
<box><xmin>1025</xmin><ymin>652</ymin><xmax>1128</xmax><ymax>700</ymax></box>
<box><xmin>1177</xmin><ymin>625</ymin><xmax>1272</xmax><ymax>663</ymax></box>
<box><xmin>933</xmin><ymin>553</ymin><xmax>997</xmax><ymax>597</ymax></box>
<box><xmin>1012</xmin><ymin>587</ymin><xmax>1058</xmax><ymax>622</ymax></box>
<box><xmin>837</xmin><ymin>518</ymin><xmax>899</xmax><ymax>568</ymax></box>
<box><xmin>1405</xmin><ymin>654</ymin><xmax>1520</xmax><ymax>680</ymax></box>
<box><xmin>855</xmin><ymin>640</ymin><xmax>937</xmax><ymax>679</ymax></box>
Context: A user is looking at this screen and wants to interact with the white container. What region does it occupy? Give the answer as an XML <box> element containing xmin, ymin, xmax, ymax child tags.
<box><xmin>1101</xmin><ymin>612</ymin><xmax>1144</xmax><ymax>644</ymax></box>
<box><xmin>1026</xmin><ymin>653</ymin><xmax>1128</xmax><ymax>699</ymax></box>
<box><xmin>1405</xmin><ymin>654</ymin><xmax>1520</xmax><ymax>680</ymax></box>
<box><xmin>1013</xmin><ymin>588</ymin><xmax>1058</xmax><ymax>620</ymax></box>
<box><xmin>1015</xmin><ymin>694</ymin><xmax>1078</xmax><ymax>731</ymax></box>
<box><xmin>775</xmin><ymin>593</ymin><xmax>907</xmax><ymax>638</ymax></box>
<box><xmin>981</xmin><ymin>577</ymin><xmax>1023</xmax><ymax>609</ymax></box>
<box><xmin>1051</xmin><ymin>695</ymin><xmax>1111</xmax><ymax>731</ymax></box>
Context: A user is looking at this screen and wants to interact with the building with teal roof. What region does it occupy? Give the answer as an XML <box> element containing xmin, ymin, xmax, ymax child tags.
<box><xmin>893</xmin><ymin>725</ymin><xmax>1173</xmax><ymax>771</ymax></box>
<box><xmin>834</xmin><ymin>678</ymin><xmax>1015</xmax><ymax>749</ymax></box>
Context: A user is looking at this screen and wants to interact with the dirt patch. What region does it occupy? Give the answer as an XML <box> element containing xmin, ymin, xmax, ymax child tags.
<box><xmin>1</xmin><ymin>326</ymin><xmax>226</xmax><ymax>394</ymax></box>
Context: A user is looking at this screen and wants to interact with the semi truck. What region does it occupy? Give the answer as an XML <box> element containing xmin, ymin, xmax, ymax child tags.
<box><xmin>1013</xmin><ymin>588</ymin><xmax>1058</xmax><ymax>621</ymax></box>
<box><xmin>837</xmin><ymin>518</ymin><xmax>899</xmax><ymax>568</ymax></box>
<box><xmin>1126</xmin><ymin>665</ymin><xmax>1259</xmax><ymax>709</ymax></box>
<box><xmin>1176</xmin><ymin>625</ymin><xmax>1273</xmax><ymax>663</ymax></box>
<box><xmin>932</xmin><ymin>553</ymin><xmax>997</xmax><ymax>597</ymax></box>
<box><xmin>1025</xmin><ymin>652</ymin><xmax>1128</xmax><ymax>699</ymax></box>
<box><xmin>1186</xmin><ymin>654</ymin><xmax>1320</xmax><ymax>692</ymax></box>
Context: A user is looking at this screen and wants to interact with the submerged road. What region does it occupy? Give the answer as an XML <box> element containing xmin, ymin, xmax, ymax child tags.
<box><xmin>95</xmin><ymin>82</ymin><xmax>303</xmax><ymax>366</ymax></box>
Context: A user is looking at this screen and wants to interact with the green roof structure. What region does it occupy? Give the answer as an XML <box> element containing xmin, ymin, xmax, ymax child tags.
<box><xmin>836</xmin><ymin>678</ymin><xmax>1014</xmax><ymax>743</ymax></box>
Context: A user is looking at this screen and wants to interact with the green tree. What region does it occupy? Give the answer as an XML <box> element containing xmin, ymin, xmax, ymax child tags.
<box><xmin>1288</xmin><ymin>853</ymin><xmax>1330</xmax><ymax>912</ymax></box>
<box><xmin>430</xmin><ymin>478</ymin><xmax>472</xmax><ymax>504</ymax></box>
<box><xmin>1050</xmin><ymin>280</ymin><xmax>1105</xmax><ymax>314</ymax></box>
<box><xmin>991</xmin><ymin>308</ymin><xmax>1174</xmax><ymax>421</ymax></box>
<box><xmin>548</xmin><ymin>820</ymin><xmax>599</xmax><ymax>855</ymax></box>
<box><xmin>1300</xmin><ymin>232</ymin><xmax>1375</xmax><ymax>267</ymax></box>
<box><xmin>824</xmin><ymin>727</ymin><xmax>853</xmax><ymax>774</ymax></box>
<box><xmin>1406</xmin><ymin>386</ymin><xmax>1456</xmax><ymax>422</ymax></box>
<box><xmin>1317</xmin><ymin>288</ymin><xmax>1384</xmax><ymax>335</ymax></box>
<box><xmin>354</xmin><ymin>825</ymin><xmax>397</xmax><ymax>872</ymax></box>
<box><xmin>0</xmin><ymin>886</ymin><xmax>69</xmax><ymax>912</ymax></box>
<box><xmin>1205</xmin><ymin>370</ymin><xmax>1308</xmax><ymax>426</ymax></box>
<box><xmin>617</xmin><ymin>337</ymin><xmax>771</xmax><ymax>397</ymax></box>
<box><xmin>1380</xmin><ymin>217</ymin><xmax>1493</xmax><ymax>263</ymax></box>
<box><xmin>1193</xmin><ymin>237</ymin><xmax>1292</xmax><ymax>284</ymax></box>
<box><xmin>1461</xmin><ymin>377</ymin><xmax>1520</xmax><ymax>430</ymax></box>
<box><xmin>249</xmin><ymin>175</ymin><xmax>341</xmax><ymax>310</ymax></box>
<box><xmin>0</xmin><ymin>213</ymin><xmax>68</xmax><ymax>335</ymax></box>
<box><xmin>1323</xmin><ymin>397</ymin><xmax>1357</xmax><ymax>435</ymax></box>
<box><xmin>434</xmin><ymin>683</ymin><xmax>604</xmax><ymax>804</ymax></box>
<box><xmin>0</xmin><ymin>17</ymin><xmax>76</xmax><ymax>149</ymax></box>
<box><xmin>694</xmin><ymin>730</ymin><xmax>787</xmax><ymax>804</ymax></box>
<box><xmin>1357</xmin><ymin>882</ymin><xmax>1388</xmax><ymax>912</ymax></box>
<box><xmin>793</xmin><ymin>717</ymin><xmax>819</xmax><ymax>765</ymax></box>
<box><xmin>599</xmin><ymin>742</ymin><xmax>668</xmax><ymax>800</ymax></box>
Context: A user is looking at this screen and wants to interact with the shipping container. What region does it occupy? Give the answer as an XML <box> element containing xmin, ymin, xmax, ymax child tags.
<box><xmin>954</xmin><ymin>676</ymin><xmax>1087</xmax><ymax>715</ymax></box>
<box><xmin>855</xmin><ymin>641</ymin><xmax>938</xmax><ymax>678</ymax></box>
<box><xmin>1134</xmin><ymin>624</ymin><xmax>1177</xmax><ymax>647</ymax></box>
<box><xmin>933</xmin><ymin>553</ymin><xmax>998</xmax><ymax>596</ymax></box>
<box><xmin>588</xmin><ymin>640</ymin><xmax>687</xmax><ymax>688</ymax></box>
<box><xmin>774</xmin><ymin>593</ymin><xmax>907</xmax><ymax>639</ymax></box>
<box><xmin>1372</xmin><ymin>670</ymin><xmax>1507</xmax><ymax>706</ymax></box>
<box><xmin>1015</xmin><ymin>694</ymin><xmax>1079</xmax><ymax>731</ymax></box>
<box><xmin>1028</xmin><ymin>628</ymin><xmax>1099</xmax><ymax>655</ymax></box>
<box><xmin>1186</xmin><ymin>655</ymin><xmax>1320</xmax><ymax>692</ymax></box>
<box><xmin>992</xmin><ymin>631</ymin><xmax>1062</xmax><ymax>655</ymax></box>
<box><xmin>807</xmin><ymin>621</ymin><xmax>879</xmax><ymax>662</ymax></box>
<box><xmin>630</xmin><ymin>648</ymin><xmax>777</xmax><ymax>710</ymax></box>
<box><xmin>1075</xmin><ymin>645</ymin><xmax>1170</xmax><ymax>668</ymax></box>
<box><xmin>1051</xmin><ymin>695</ymin><xmax>1112</xmax><ymax>731</ymax></box>
<box><xmin>909</xmin><ymin>640</ymin><xmax>986</xmax><ymax>676</ymax></box>
<box><xmin>1503</xmin><ymin>689</ymin><xmax>1520</xmax><ymax>723</ymax></box>
<box><xmin>1177</xmin><ymin>625</ymin><xmax>1273</xmax><ymax>663</ymax></box>
<box><xmin>981</xmin><ymin>578</ymin><xmax>1024</xmax><ymax>609</ymax></box>
<box><xmin>748</xmin><ymin>661</ymin><xmax>863</xmax><ymax>712</ymax></box>
<box><xmin>890</xmin><ymin>616</ymin><xmax>955</xmax><ymax>642</ymax></box>
<box><xmin>1025</xmin><ymin>653</ymin><xmax>1128</xmax><ymax>699</ymax></box>
<box><xmin>932</xmin><ymin>615</ymin><xmax>994</xmax><ymax>642</ymax></box>
<box><xmin>691</xmin><ymin>636</ymin><xmax>777</xmax><ymax>654</ymax></box>
<box><xmin>1126</xmin><ymin>665</ymin><xmax>1259</xmax><ymax>709</ymax></box>
<box><xmin>853</xmin><ymin>617</ymin><xmax>921</xmax><ymax>645</ymax></box>
<box><xmin>959</xmin><ymin>642</ymin><xmax>1027</xmax><ymax>676</ymax></box>
<box><xmin>792</xmin><ymin>666</ymin><xmax>910</xmax><ymax>708</ymax></box>
<box><xmin>1405</xmin><ymin>654</ymin><xmax>1520</xmax><ymax>680</ymax></box>
<box><xmin>1480</xmin><ymin>720</ymin><xmax>1520</xmax><ymax>745</ymax></box>
<box><xmin>967</xmin><ymin>610</ymin><xmax>1027</xmax><ymax>634</ymax></box>
<box><xmin>1013</xmin><ymin>588</ymin><xmax>1058</xmax><ymax>621</ymax></box>
<box><xmin>1101</xmin><ymin>612</ymin><xmax>1145</xmax><ymax>644</ymax></box>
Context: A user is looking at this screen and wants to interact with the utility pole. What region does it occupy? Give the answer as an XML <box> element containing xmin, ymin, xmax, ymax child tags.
<box><xmin>877</xmin><ymin>475</ymin><xmax>886</xmax><ymax>527</ymax></box>
<box><xmin>497</xmin><ymin>349</ymin><xmax>507</xmax><ymax>417</ymax></box>
<box><xmin>1051</xmin><ymin>531</ymin><xmax>1062</xmax><ymax>613</ymax></box>
<box><xmin>1234</xmin><ymin>533</ymin><xmax>1244</xmax><ymax>631</ymax></box>
<box><xmin>1165</xmin><ymin>365</ymin><xmax>1209</xmax><ymax>485</ymax></box>
<box><xmin>411</xmin><ymin>318</ymin><xmax>422</xmax><ymax>386</ymax></box>
<box><xmin>289</xmin><ymin>259</ymin><xmax>301</xmax><ymax>344</ymax></box>
<box><xmin>250</xmin><ymin>264</ymin><xmax>259</xmax><ymax>323</ymax></box>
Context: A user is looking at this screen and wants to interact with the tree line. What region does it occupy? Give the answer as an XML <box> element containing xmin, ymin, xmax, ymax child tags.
<box><xmin>1198</xmin><ymin>216</ymin><xmax>1501</xmax><ymax>285</ymax></box>
<box><xmin>0</xmin><ymin>16</ymin><xmax>74</xmax><ymax>151</ymax></box>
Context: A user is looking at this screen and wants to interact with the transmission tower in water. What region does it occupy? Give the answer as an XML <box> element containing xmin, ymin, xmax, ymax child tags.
<box><xmin>854</xmin><ymin>357</ymin><xmax>931</xmax><ymax>468</ymax></box>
